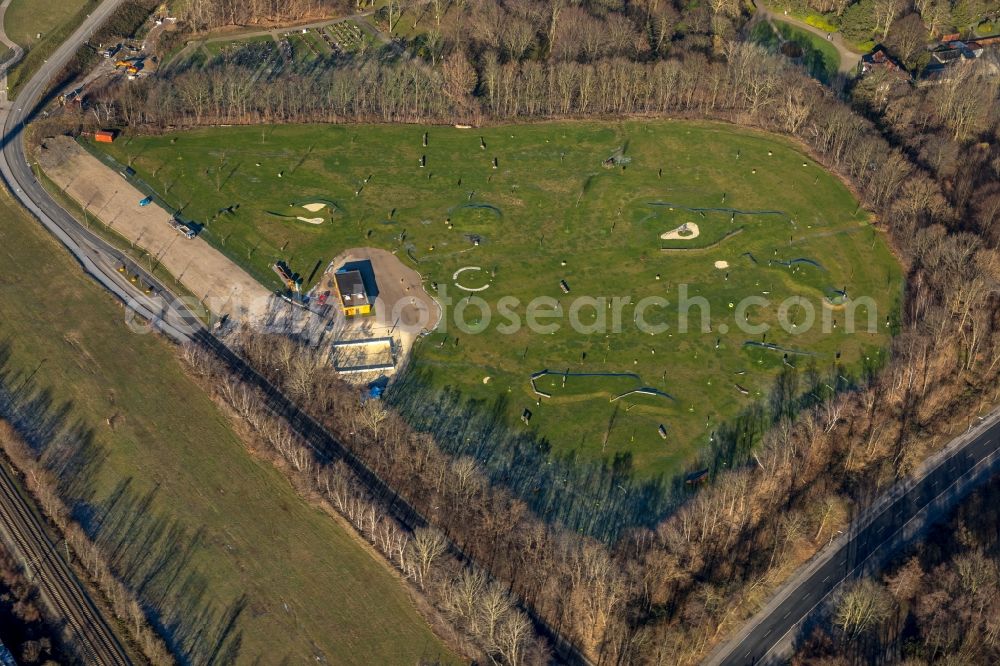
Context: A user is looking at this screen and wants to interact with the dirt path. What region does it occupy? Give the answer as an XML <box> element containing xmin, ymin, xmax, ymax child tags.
<box><xmin>36</xmin><ymin>136</ymin><xmax>272</xmax><ymax>321</ymax></box>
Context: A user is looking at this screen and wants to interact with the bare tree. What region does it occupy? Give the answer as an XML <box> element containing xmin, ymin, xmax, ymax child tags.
<box><xmin>410</xmin><ymin>527</ymin><xmax>447</xmax><ymax>589</ymax></box>
<box><xmin>835</xmin><ymin>579</ymin><xmax>895</xmax><ymax>640</ymax></box>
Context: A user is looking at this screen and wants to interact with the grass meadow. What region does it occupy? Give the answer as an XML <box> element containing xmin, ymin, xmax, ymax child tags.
<box><xmin>3</xmin><ymin>0</ymin><xmax>98</xmax><ymax>96</ymax></box>
<box><xmin>94</xmin><ymin>120</ymin><xmax>903</xmax><ymax>478</ymax></box>
<box><xmin>0</xmin><ymin>189</ymin><xmax>457</xmax><ymax>663</ymax></box>
<box><xmin>775</xmin><ymin>19</ymin><xmax>842</xmax><ymax>81</ymax></box>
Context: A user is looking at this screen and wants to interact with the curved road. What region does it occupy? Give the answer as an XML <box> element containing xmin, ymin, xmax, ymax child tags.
<box><xmin>706</xmin><ymin>408</ymin><xmax>1000</xmax><ymax>665</ymax></box>
<box><xmin>0</xmin><ymin>1</ymin><xmax>196</xmax><ymax>663</ymax></box>
<box><xmin>7</xmin><ymin>4</ymin><xmax>998</xmax><ymax>666</ymax></box>
<box><xmin>0</xmin><ymin>0</ymin><xmax>202</xmax><ymax>343</ymax></box>
<box><xmin>0</xmin><ymin>0</ymin><xmax>25</xmax><ymax>103</ymax></box>
<box><xmin>753</xmin><ymin>0</ymin><xmax>860</xmax><ymax>75</ymax></box>
<box><xmin>0</xmin><ymin>5</ymin><xmax>585</xmax><ymax>662</ymax></box>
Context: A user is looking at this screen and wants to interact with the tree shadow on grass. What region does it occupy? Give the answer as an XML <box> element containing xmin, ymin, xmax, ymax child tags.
<box><xmin>390</xmin><ymin>357</ymin><xmax>878</xmax><ymax>543</ymax></box>
<box><xmin>0</xmin><ymin>344</ymin><xmax>245</xmax><ymax>664</ymax></box>
<box><xmin>390</xmin><ymin>367</ymin><xmax>687</xmax><ymax>542</ymax></box>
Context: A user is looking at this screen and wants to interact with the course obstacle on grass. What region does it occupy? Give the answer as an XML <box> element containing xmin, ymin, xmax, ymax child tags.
<box><xmin>742</xmin><ymin>341</ymin><xmax>819</xmax><ymax>356</ymax></box>
<box><xmin>768</xmin><ymin>257</ymin><xmax>825</xmax><ymax>270</ymax></box>
<box><xmin>530</xmin><ymin>369</ymin><xmax>642</xmax><ymax>381</ymax></box>
<box><xmin>448</xmin><ymin>202</ymin><xmax>503</xmax><ymax>217</ymax></box>
<box><xmin>528</xmin><ymin>369</ymin><xmax>676</xmax><ymax>402</ymax></box>
<box><xmin>609</xmin><ymin>387</ymin><xmax>677</xmax><ymax>403</ymax></box>
<box><xmin>660</xmin><ymin>227</ymin><xmax>744</xmax><ymax>251</ymax></box>
<box><xmin>661</xmin><ymin>222</ymin><xmax>700</xmax><ymax>240</ymax></box>
<box><xmin>453</xmin><ymin>266</ymin><xmax>491</xmax><ymax>292</ymax></box>
<box><xmin>289</xmin><ymin>197</ymin><xmax>340</xmax><ymax>210</ymax></box>
<box><xmin>647</xmin><ymin>202</ymin><xmax>788</xmax><ymax>218</ymax></box>
<box><xmin>268</xmin><ymin>210</ymin><xmax>326</xmax><ymax>224</ymax></box>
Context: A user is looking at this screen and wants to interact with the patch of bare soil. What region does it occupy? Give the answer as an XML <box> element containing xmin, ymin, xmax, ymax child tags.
<box><xmin>37</xmin><ymin>136</ymin><xmax>271</xmax><ymax>321</ymax></box>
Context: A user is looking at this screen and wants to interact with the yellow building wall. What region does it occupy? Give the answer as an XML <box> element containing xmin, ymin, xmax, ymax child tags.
<box><xmin>343</xmin><ymin>304</ymin><xmax>372</xmax><ymax>316</ymax></box>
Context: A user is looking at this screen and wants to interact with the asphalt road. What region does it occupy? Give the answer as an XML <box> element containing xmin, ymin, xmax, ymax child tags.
<box><xmin>0</xmin><ymin>8</ymin><xmax>588</xmax><ymax>662</ymax></box>
<box><xmin>707</xmin><ymin>408</ymin><xmax>1000</xmax><ymax>665</ymax></box>
<box><xmin>0</xmin><ymin>0</ymin><xmax>25</xmax><ymax>103</ymax></box>
<box><xmin>15</xmin><ymin>5</ymin><xmax>994</xmax><ymax>666</ymax></box>
<box><xmin>0</xmin><ymin>0</ymin><xmax>203</xmax><ymax>343</ymax></box>
<box><xmin>753</xmin><ymin>0</ymin><xmax>861</xmax><ymax>75</ymax></box>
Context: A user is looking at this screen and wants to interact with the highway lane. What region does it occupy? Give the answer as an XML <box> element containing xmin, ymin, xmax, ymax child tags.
<box><xmin>707</xmin><ymin>409</ymin><xmax>1000</xmax><ymax>665</ymax></box>
<box><xmin>17</xmin><ymin>5</ymin><xmax>999</xmax><ymax>666</ymax></box>
<box><xmin>0</xmin><ymin>8</ymin><xmax>590</xmax><ymax>663</ymax></box>
<box><xmin>0</xmin><ymin>0</ymin><xmax>202</xmax><ymax>343</ymax></box>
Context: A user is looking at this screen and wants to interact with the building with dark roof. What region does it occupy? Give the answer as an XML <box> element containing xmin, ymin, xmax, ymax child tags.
<box><xmin>861</xmin><ymin>45</ymin><xmax>908</xmax><ymax>75</ymax></box>
<box><xmin>334</xmin><ymin>269</ymin><xmax>372</xmax><ymax>316</ymax></box>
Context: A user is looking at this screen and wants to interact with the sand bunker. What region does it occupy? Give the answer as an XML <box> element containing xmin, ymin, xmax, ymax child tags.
<box><xmin>714</xmin><ymin>260</ymin><xmax>729</xmax><ymax>269</ymax></box>
<box><xmin>661</xmin><ymin>222</ymin><xmax>700</xmax><ymax>240</ymax></box>
<box><xmin>296</xmin><ymin>216</ymin><xmax>324</xmax><ymax>225</ymax></box>
<box><xmin>302</xmin><ymin>203</ymin><xmax>327</xmax><ymax>212</ymax></box>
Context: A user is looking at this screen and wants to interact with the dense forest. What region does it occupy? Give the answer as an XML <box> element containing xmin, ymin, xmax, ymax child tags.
<box><xmin>27</xmin><ymin>0</ymin><xmax>1000</xmax><ymax>663</ymax></box>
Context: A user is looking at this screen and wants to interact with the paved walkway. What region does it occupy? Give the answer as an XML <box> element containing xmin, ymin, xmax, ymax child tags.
<box><xmin>0</xmin><ymin>0</ymin><xmax>25</xmax><ymax>103</ymax></box>
<box><xmin>754</xmin><ymin>0</ymin><xmax>860</xmax><ymax>75</ymax></box>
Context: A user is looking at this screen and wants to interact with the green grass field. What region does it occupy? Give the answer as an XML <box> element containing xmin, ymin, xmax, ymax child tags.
<box><xmin>93</xmin><ymin>120</ymin><xmax>903</xmax><ymax>478</ymax></box>
<box><xmin>3</xmin><ymin>0</ymin><xmax>98</xmax><ymax>96</ymax></box>
<box><xmin>166</xmin><ymin>20</ymin><xmax>374</xmax><ymax>74</ymax></box>
<box><xmin>753</xmin><ymin>19</ymin><xmax>840</xmax><ymax>83</ymax></box>
<box><xmin>0</xmin><ymin>190</ymin><xmax>457</xmax><ymax>663</ymax></box>
<box><xmin>774</xmin><ymin>20</ymin><xmax>841</xmax><ymax>81</ymax></box>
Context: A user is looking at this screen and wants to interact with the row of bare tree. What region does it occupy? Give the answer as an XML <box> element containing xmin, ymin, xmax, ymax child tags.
<box><xmin>179</xmin><ymin>344</ymin><xmax>545</xmax><ymax>665</ymax></box>
<box><xmin>0</xmin><ymin>421</ymin><xmax>173</xmax><ymax>665</ymax></box>
<box><xmin>179</xmin><ymin>0</ymin><xmax>350</xmax><ymax>32</ymax></box>
<box><xmin>198</xmin><ymin>268</ymin><xmax>998</xmax><ymax>665</ymax></box>
<box><xmin>65</xmin><ymin>8</ymin><xmax>1000</xmax><ymax>663</ymax></box>
<box><xmin>800</xmin><ymin>472</ymin><xmax>1000</xmax><ymax>663</ymax></box>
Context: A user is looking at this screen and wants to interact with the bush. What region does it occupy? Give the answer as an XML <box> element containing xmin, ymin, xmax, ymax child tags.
<box><xmin>805</xmin><ymin>13</ymin><xmax>839</xmax><ymax>32</ymax></box>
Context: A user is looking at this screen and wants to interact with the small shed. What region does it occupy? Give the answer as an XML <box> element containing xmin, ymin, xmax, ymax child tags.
<box><xmin>95</xmin><ymin>130</ymin><xmax>116</xmax><ymax>143</ymax></box>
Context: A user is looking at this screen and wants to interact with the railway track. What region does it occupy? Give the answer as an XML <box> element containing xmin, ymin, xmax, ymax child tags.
<box><xmin>0</xmin><ymin>462</ymin><xmax>131</xmax><ymax>665</ymax></box>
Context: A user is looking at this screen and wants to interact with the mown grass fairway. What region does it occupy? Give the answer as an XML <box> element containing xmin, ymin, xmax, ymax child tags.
<box><xmin>95</xmin><ymin>121</ymin><xmax>903</xmax><ymax>477</ymax></box>
<box><xmin>0</xmin><ymin>191</ymin><xmax>457</xmax><ymax>664</ymax></box>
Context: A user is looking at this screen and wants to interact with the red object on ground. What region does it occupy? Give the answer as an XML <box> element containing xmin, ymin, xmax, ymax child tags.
<box><xmin>95</xmin><ymin>130</ymin><xmax>115</xmax><ymax>143</ymax></box>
